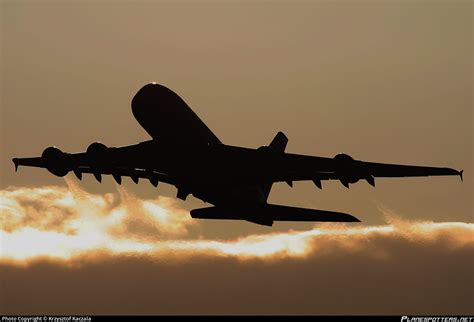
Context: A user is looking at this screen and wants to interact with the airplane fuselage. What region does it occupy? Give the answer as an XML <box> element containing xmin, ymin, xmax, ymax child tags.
<box><xmin>73</xmin><ymin>140</ymin><xmax>300</xmax><ymax>206</ymax></box>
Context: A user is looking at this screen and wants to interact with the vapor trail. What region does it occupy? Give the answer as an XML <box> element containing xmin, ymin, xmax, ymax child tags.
<box><xmin>1</xmin><ymin>178</ymin><xmax>472</xmax><ymax>266</ymax></box>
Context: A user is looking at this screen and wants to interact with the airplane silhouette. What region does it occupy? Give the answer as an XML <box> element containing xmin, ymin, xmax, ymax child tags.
<box><xmin>12</xmin><ymin>83</ymin><xmax>464</xmax><ymax>226</ymax></box>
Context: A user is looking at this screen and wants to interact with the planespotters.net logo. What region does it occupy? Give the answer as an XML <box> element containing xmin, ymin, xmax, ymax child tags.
<box><xmin>402</xmin><ymin>317</ymin><xmax>473</xmax><ymax>322</ymax></box>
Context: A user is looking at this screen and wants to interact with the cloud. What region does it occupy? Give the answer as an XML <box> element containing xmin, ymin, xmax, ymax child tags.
<box><xmin>0</xmin><ymin>179</ymin><xmax>473</xmax><ymax>314</ymax></box>
<box><xmin>0</xmin><ymin>185</ymin><xmax>79</xmax><ymax>234</ymax></box>
<box><xmin>1</xmin><ymin>232</ymin><xmax>472</xmax><ymax>315</ymax></box>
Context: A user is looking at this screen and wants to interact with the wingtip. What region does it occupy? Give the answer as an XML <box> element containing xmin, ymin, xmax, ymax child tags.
<box><xmin>340</xmin><ymin>212</ymin><xmax>361</xmax><ymax>222</ymax></box>
<box><xmin>460</xmin><ymin>170</ymin><xmax>464</xmax><ymax>182</ymax></box>
<box><xmin>12</xmin><ymin>158</ymin><xmax>18</xmax><ymax>172</ymax></box>
<box><xmin>350</xmin><ymin>215</ymin><xmax>362</xmax><ymax>223</ymax></box>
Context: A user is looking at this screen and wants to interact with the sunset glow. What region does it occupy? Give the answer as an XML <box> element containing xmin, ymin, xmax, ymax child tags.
<box><xmin>1</xmin><ymin>178</ymin><xmax>472</xmax><ymax>266</ymax></box>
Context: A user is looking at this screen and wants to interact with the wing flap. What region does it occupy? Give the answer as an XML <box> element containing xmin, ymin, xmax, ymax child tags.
<box><xmin>70</xmin><ymin>167</ymin><xmax>175</xmax><ymax>185</ymax></box>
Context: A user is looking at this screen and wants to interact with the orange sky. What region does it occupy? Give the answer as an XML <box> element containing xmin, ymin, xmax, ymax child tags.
<box><xmin>1</xmin><ymin>0</ymin><xmax>472</xmax><ymax>315</ymax></box>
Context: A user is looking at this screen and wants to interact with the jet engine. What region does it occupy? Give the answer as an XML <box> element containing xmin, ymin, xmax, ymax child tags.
<box><xmin>86</xmin><ymin>142</ymin><xmax>109</xmax><ymax>164</ymax></box>
<box><xmin>87</xmin><ymin>142</ymin><xmax>108</xmax><ymax>155</ymax></box>
<box><xmin>42</xmin><ymin>146</ymin><xmax>71</xmax><ymax>177</ymax></box>
<box><xmin>334</xmin><ymin>153</ymin><xmax>361</xmax><ymax>187</ymax></box>
<box><xmin>86</xmin><ymin>142</ymin><xmax>109</xmax><ymax>182</ymax></box>
<box><xmin>334</xmin><ymin>153</ymin><xmax>374</xmax><ymax>187</ymax></box>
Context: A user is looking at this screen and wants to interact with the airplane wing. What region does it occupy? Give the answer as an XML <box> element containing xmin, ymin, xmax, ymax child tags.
<box><xmin>190</xmin><ymin>203</ymin><xmax>360</xmax><ymax>226</ymax></box>
<box><xmin>12</xmin><ymin>144</ymin><xmax>177</xmax><ymax>187</ymax></box>
<box><xmin>357</xmin><ymin>160</ymin><xmax>463</xmax><ymax>179</ymax></box>
<box><xmin>261</xmin><ymin>152</ymin><xmax>463</xmax><ymax>188</ymax></box>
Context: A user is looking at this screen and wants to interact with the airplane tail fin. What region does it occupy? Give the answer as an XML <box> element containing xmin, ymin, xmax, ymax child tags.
<box><xmin>269</xmin><ymin>131</ymin><xmax>288</xmax><ymax>153</ymax></box>
<box><xmin>258</xmin><ymin>131</ymin><xmax>288</xmax><ymax>201</ymax></box>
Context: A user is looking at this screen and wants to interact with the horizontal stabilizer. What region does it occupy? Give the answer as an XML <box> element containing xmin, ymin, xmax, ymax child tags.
<box><xmin>190</xmin><ymin>208</ymin><xmax>241</xmax><ymax>221</ymax></box>
<box><xmin>264</xmin><ymin>204</ymin><xmax>360</xmax><ymax>222</ymax></box>
<box><xmin>191</xmin><ymin>204</ymin><xmax>360</xmax><ymax>226</ymax></box>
